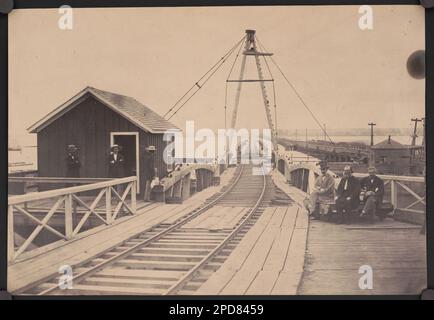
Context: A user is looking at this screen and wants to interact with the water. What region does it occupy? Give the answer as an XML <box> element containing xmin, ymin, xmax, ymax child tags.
<box><xmin>8</xmin><ymin>147</ymin><xmax>37</xmax><ymax>173</ymax></box>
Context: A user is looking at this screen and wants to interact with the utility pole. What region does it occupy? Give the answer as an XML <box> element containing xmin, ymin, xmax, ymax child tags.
<box><xmin>411</xmin><ymin>118</ymin><xmax>422</xmax><ymax>146</ymax></box>
<box><xmin>323</xmin><ymin>124</ymin><xmax>326</xmax><ymax>141</ymax></box>
<box><xmin>305</xmin><ymin>128</ymin><xmax>308</xmax><ymax>149</ymax></box>
<box><xmin>368</xmin><ymin>122</ymin><xmax>376</xmax><ymax>146</ymax></box>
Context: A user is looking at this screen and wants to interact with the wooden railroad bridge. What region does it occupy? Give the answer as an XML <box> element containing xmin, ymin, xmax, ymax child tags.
<box><xmin>279</xmin><ymin>138</ymin><xmax>370</xmax><ymax>163</ymax></box>
<box><xmin>6</xmin><ymin>29</ymin><xmax>426</xmax><ymax>296</ymax></box>
<box><xmin>6</xmin><ymin>147</ymin><xmax>426</xmax><ymax>295</ymax></box>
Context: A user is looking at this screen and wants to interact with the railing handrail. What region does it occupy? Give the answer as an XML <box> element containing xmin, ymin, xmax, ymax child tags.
<box><xmin>352</xmin><ymin>173</ymin><xmax>424</xmax><ymax>183</ymax></box>
<box><xmin>8</xmin><ymin>177</ymin><xmax>112</xmax><ymax>184</ymax></box>
<box><xmin>277</xmin><ymin>149</ymin><xmax>424</xmax><ymax>183</ymax></box>
<box><xmin>277</xmin><ymin>152</ymin><xmax>425</xmax><ymax>215</ymax></box>
<box><xmin>8</xmin><ymin>176</ymin><xmax>137</xmax><ymax>205</ymax></box>
<box><xmin>158</xmin><ymin>163</ymin><xmax>216</xmax><ymax>192</ymax></box>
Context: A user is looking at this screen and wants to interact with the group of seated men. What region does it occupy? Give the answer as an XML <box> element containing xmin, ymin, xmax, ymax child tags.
<box><xmin>304</xmin><ymin>162</ymin><xmax>385</xmax><ymax>224</ymax></box>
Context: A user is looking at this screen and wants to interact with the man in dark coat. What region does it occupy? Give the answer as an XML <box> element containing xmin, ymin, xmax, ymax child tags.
<box><xmin>143</xmin><ymin>146</ymin><xmax>156</xmax><ymax>202</ymax></box>
<box><xmin>336</xmin><ymin>165</ymin><xmax>360</xmax><ymax>224</ymax></box>
<box><xmin>66</xmin><ymin>144</ymin><xmax>80</xmax><ymax>178</ymax></box>
<box><xmin>108</xmin><ymin>144</ymin><xmax>125</xmax><ymax>179</ymax></box>
<box><xmin>360</xmin><ymin>166</ymin><xmax>385</xmax><ymax>222</ymax></box>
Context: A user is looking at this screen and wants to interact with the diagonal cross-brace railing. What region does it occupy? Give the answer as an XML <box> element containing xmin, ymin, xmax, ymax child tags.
<box><xmin>8</xmin><ymin>176</ymin><xmax>137</xmax><ymax>263</ymax></box>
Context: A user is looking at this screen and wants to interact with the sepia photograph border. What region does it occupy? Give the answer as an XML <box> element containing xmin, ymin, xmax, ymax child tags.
<box><xmin>0</xmin><ymin>0</ymin><xmax>432</xmax><ymax>301</ymax></box>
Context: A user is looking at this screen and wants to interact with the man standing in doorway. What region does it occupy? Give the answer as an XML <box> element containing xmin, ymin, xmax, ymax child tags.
<box><xmin>108</xmin><ymin>144</ymin><xmax>125</xmax><ymax>197</ymax></box>
<box><xmin>335</xmin><ymin>165</ymin><xmax>360</xmax><ymax>224</ymax></box>
<box><xmin>108</xmin><ymin>144</ymin><xmax>125</xmax><ymax>178</ymax></box>
<box><xmin>66</xmin><ymin>144</ymin><xmax>80</xmax><ymax>178</ymax></box>
<box><xmin>143</xmin><ymin>145</ymin><xmax>156</xmax><ymax>202</ymax></box>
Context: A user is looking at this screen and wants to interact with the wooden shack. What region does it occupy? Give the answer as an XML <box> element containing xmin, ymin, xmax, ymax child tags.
<box><xmin>28</xmin><ymin>86</ymin><xmax>180</xmax><ymax>195</ymax></box>
<box><xmin>369</xmin><ymin>136</ymin><xmax>423</xmax><ymax>175</ymax></box>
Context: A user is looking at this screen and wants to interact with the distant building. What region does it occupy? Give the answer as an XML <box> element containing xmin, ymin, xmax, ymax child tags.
<box><xmin>369</xmin><ymin>136</ymin><xmax>423</xmax><ymax>175</ymax></box>
<box><xmin>28</xmin><ymin>86</ymin><xmax>180</xmax><ymax>195</ymax></box>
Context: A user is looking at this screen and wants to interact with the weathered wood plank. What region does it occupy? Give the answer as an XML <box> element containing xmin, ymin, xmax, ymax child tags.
<box><xmin>195</xmin><ymin>207</ymin><xmax>276</xmax><ymax>295</ymax></box>
<box><xmin>298</xmin><ymin>219</ymin><xmax>426</xmax><ymax>295</ymax></box>
<box><xmin>221</xmin><ymin>208</ymin><xmax>286</xmax><ymax>294</ymax></box>
<box><xmin>246</xmin><ymin>207</ymin><xmax>298</xmax><ymax>294</ymax></box>
<box><xmin>9</xmin><ymin>168</ymin><xmax>238</xmax><ymax>292</ymax></box>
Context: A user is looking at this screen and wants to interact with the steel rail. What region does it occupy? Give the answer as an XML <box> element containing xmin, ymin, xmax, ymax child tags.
<box><xmin>165</xmin><ymin>165</ymin><xmax>267</xmax><ymax>295</ymax></box>
<box><xmin>35</xmin><ymin>165</ymin><xmax>246</xmax><ymax>295</ymax></box>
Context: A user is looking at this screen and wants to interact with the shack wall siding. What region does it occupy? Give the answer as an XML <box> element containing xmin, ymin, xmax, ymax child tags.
<box><xmin>37</xmin><ymin>95</ymin><xmax>169</xmax><ymax>192</ymax></box>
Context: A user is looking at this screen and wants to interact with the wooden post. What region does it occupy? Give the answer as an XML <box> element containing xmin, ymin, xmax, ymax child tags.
<box><xmin>182</xmin><ymin>174</ymin><xmax>191</xmax><ymax>200</ymax></box>
<box><xmin>152</xmin><ymin>185</ymin><xmax>166</xmax><ymax>202</ymax></box>
<box><xmin>65</xmin><ymin>194</ymin><xmax>73</xmax><ymax>239</ymax></box>
<box><xmin>106</xmin><ymin>186</ymin><xmax>112</xmax><ymax>223</ymax></box>
<box><xmin>390</xmin><ymin>180</ymin><xmax>398</xmax><ymax>213</ymax></box>
<box><xmin>131</xmin><ymin>181</ymin><xmax>137</xmax><ymax>214</ymax></box>
<box><xmin>207</xmin><ymin>171</ymin><xmax>212</xmax><ymax>188</ymax></box>
<box><xmin>173</xmin><ymin>179</ymin><xmax>182</xmax><ymax>198</ymax></box>
<box><xmin>8</xmin><ymin>205</ymin><xmax>15</xmax><ymax>263</ymax></box>
<box><xmin>197</xmin><ymin>170</ymin><xmax>203</xmax><ymax>192</ymax></box>
<box><xmin>179</xmin><ymin>178</ymin><xmax>184</xmax><ymax>197</ymax></box>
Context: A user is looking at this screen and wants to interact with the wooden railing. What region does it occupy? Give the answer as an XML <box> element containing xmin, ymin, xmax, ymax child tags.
<box><xmin>8</xmin><ymin>176</ymin><xmax>137</xmax><ymax>263</ymax></box>
<box><xmin>353</xmin><ymin>173</ymin><xmax>425</xmax><ymax>215</ymax></box>
<box><xmin>275</xmin><ymin>147</ymin><xmax>425</xmax><ymax>218</ymax></box>
<box><xmin>153</xmin><ymin>163</ymin><xmax>217</xmax><ymax>202</ymax></box>
<box><xmin>8</xmin><ymin>176</ymin><xmax>112</xmax><ymax>195</ymax></box>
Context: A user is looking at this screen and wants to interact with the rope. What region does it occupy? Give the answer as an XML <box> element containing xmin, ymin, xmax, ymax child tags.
<box><xmin>224</xmin><ymin>39</ymin><xmax>245</xmax><ymax>129</ymax></box>
<box><xmin>272</xmin><ymin>80</ymin><xmax>278</xmax><ymax>140</ymax></box>
<box><xmin>224</xmin><ymin>81</ymin><xmax>228</xmax><ymax>130</ymax></box>
<box><xmin>164</xmin><ymin>36</ymin><xmax>246</xmax><ymax>120</ymax></box>
<box><xmin>256</xmin><ymin>37</ymin><xmax>335</xmax><ymax>145</ymax></box>
<box><xmin>256</xmin><ymin>37</ymin><xmax>278</xmax><ymax>140</ymax></box>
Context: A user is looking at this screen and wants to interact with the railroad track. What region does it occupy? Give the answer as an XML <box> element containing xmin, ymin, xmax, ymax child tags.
<box><xmin>19</xmin><ymin>164</ymin><xmax>292</xmax><ymax>295</ymax></box>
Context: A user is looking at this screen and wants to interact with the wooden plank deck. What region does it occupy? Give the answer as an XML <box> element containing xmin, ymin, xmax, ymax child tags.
<box><xmin>195</xmin><ymin>204</ymin><xmax>308</xmax><ymax>295</ymax></box>
<box><xmin>181</xmin><ymin>206</ymin><xmax>248</xmax><ymax>230</ymax></box>
<box><xmin>298</xmin><ymin>218</ymin><xmax>427</xmax><ymax>295</ymax></box>
<box><xmin>195</xmin><ymin>170</ymin><xmax>310</xmax><ymax>296</ymax></box>
<box><xmin>272</xmin><ymin>169</ymin><xmax>426</xmax><ymax>295</ymax></box>
<box><xmin>8</xmin><ymin>167</ymin><xmax>237</xmax><ymax>293</ymax></box>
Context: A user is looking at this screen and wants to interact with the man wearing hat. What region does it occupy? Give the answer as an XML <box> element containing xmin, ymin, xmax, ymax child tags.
<box><xmin>143</xmin><ymin>146</ymin><xmax>157</xmax><ymax>202</ymax></box>
<box><xmin>360</xmin><ymin>166</ymin><xmax>385</xmax><ymax>222</ymax></box>
<box><xmin>66</xmin><ymin>144</ymin><xmax>80</xmax><ymax>178</ymax></box>
<box><xmin>335</xmin><ymin>165</ymin><xmax>360</xmax><ymax>224</ymax></box>
<box><xmin>304</xmin><ymin>161</ymin><xmax>335</xmax><ymax>219</ymax></box>
<box><xmin>108</xmin><ymin>144</ymin><xmax>125</xmax><ymax>179</ymax></box>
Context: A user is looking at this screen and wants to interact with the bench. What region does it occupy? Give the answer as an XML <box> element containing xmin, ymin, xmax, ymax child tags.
<box><xmin>315</xmin><ymin>193</ymin><xmax>394</xmax><ymax>222</ymax></box>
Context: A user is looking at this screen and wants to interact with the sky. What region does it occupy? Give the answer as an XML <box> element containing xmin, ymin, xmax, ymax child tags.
<box><xmin>8</xmin><ymin>5</ymin><xmax>425</xmax><ymax>146</ymax></box>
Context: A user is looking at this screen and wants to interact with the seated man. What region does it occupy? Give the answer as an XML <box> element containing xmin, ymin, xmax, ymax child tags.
<box><xmin>335</xmin><ymin>165</ymin><xmax>360</xmax><ymax>224</ymax></box>
<box><xmin>360</xmin><ymin>166</ymin><xmax>385</xmax><ymax>222</ymax></box>
<box><xmin>304</xmin><ymin>162</ymin><xmax>335</xmax><ymax>219</ymax></box>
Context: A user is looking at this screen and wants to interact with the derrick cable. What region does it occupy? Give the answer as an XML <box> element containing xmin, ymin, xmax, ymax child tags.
<box><xmin>256</xmin><ymin>37</ymin><xmax>278</xmax><ymax>140</ymax></box>
<box><xmin>164</xmin><ymin>35</ymin><xmax>246</xmax><ymax>120</ymax></box>
<box><xmin>224</xmin><ymin>81</ymin><xmax>228</xmax><ymax>129</ymax></box>
<box><xmin>224</xmin><ymin>38</ymin><xmax>245</xmax><ymax>129</ymax></box>
<box><xmin>167</xmin><ymin>44</ymin><xmax>241</xmax><ymax>121</ymax></box>
<box><xmin>256</xmin><ymin>37</ymin><xmax>335</xmax><ymax>145</ymax></box>
<box><xmin>272</xmin><ymin>80</ymin><xmax>278</xmax><ymax>140</ymax></box>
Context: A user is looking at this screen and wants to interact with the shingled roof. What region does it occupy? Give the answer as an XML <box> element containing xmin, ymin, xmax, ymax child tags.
<box><xmin>371</xmin><ymin>137</ymin><xmax>408</xmax><ymax>150</ymax></box>
<box><xmin>28</xmin><ymin>86</ymin><xmax>180</xmax><ymax>134</ymax></box>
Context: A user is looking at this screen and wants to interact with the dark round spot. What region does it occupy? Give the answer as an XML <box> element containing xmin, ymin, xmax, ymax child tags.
<box><xmin>0</xmin><ymin>0</ymin><xmax>13</xmax><ymax>14</ymax></box>
<box><xmin>407</xmin><ymin>50</ymin><xmax>425</xmax><ymax>79</ymax></box>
